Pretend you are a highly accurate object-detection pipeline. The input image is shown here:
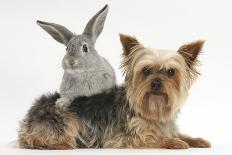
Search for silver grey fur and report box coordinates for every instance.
[37,5,116,108]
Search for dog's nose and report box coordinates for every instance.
[151,78,162,91]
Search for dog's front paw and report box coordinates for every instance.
[187,138,211,148]
[55,97,71,109]
[161,138,189,149]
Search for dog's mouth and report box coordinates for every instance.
[148,91,168,105]
[150,91,166,96]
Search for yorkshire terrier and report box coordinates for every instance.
[18,34,211,149]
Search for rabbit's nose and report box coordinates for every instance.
[66,59,78,67]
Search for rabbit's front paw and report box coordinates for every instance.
[55,97,71,109]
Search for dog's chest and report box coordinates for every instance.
[127,117,175,138]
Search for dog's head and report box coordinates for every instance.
[119,34,204,122]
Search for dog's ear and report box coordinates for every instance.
[178,40,205,67]
[119,33,142,55]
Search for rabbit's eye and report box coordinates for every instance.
[82,44,88,53]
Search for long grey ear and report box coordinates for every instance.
[82,4,109,44]
[37,20,73,46]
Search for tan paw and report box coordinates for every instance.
[162,138,189,149]
[188,138,211,148]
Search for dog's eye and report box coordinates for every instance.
[167,68,175,77]
[143,67,151,76]
[82,44,88,53]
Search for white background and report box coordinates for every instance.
[0,0,232,154]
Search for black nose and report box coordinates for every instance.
[151,78,162,91]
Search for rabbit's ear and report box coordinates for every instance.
[37,20,73,46]
[83,4,109,44]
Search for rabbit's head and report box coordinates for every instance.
[37,5,109,72]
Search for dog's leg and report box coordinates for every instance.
[159,138,189,149]
[177,133,211,148]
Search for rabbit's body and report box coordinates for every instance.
[36,5,116,108]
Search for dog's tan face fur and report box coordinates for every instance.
[120,34,204,122]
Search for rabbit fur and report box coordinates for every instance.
[37,5,116,108]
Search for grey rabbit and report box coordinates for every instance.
[37,5,116,108]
